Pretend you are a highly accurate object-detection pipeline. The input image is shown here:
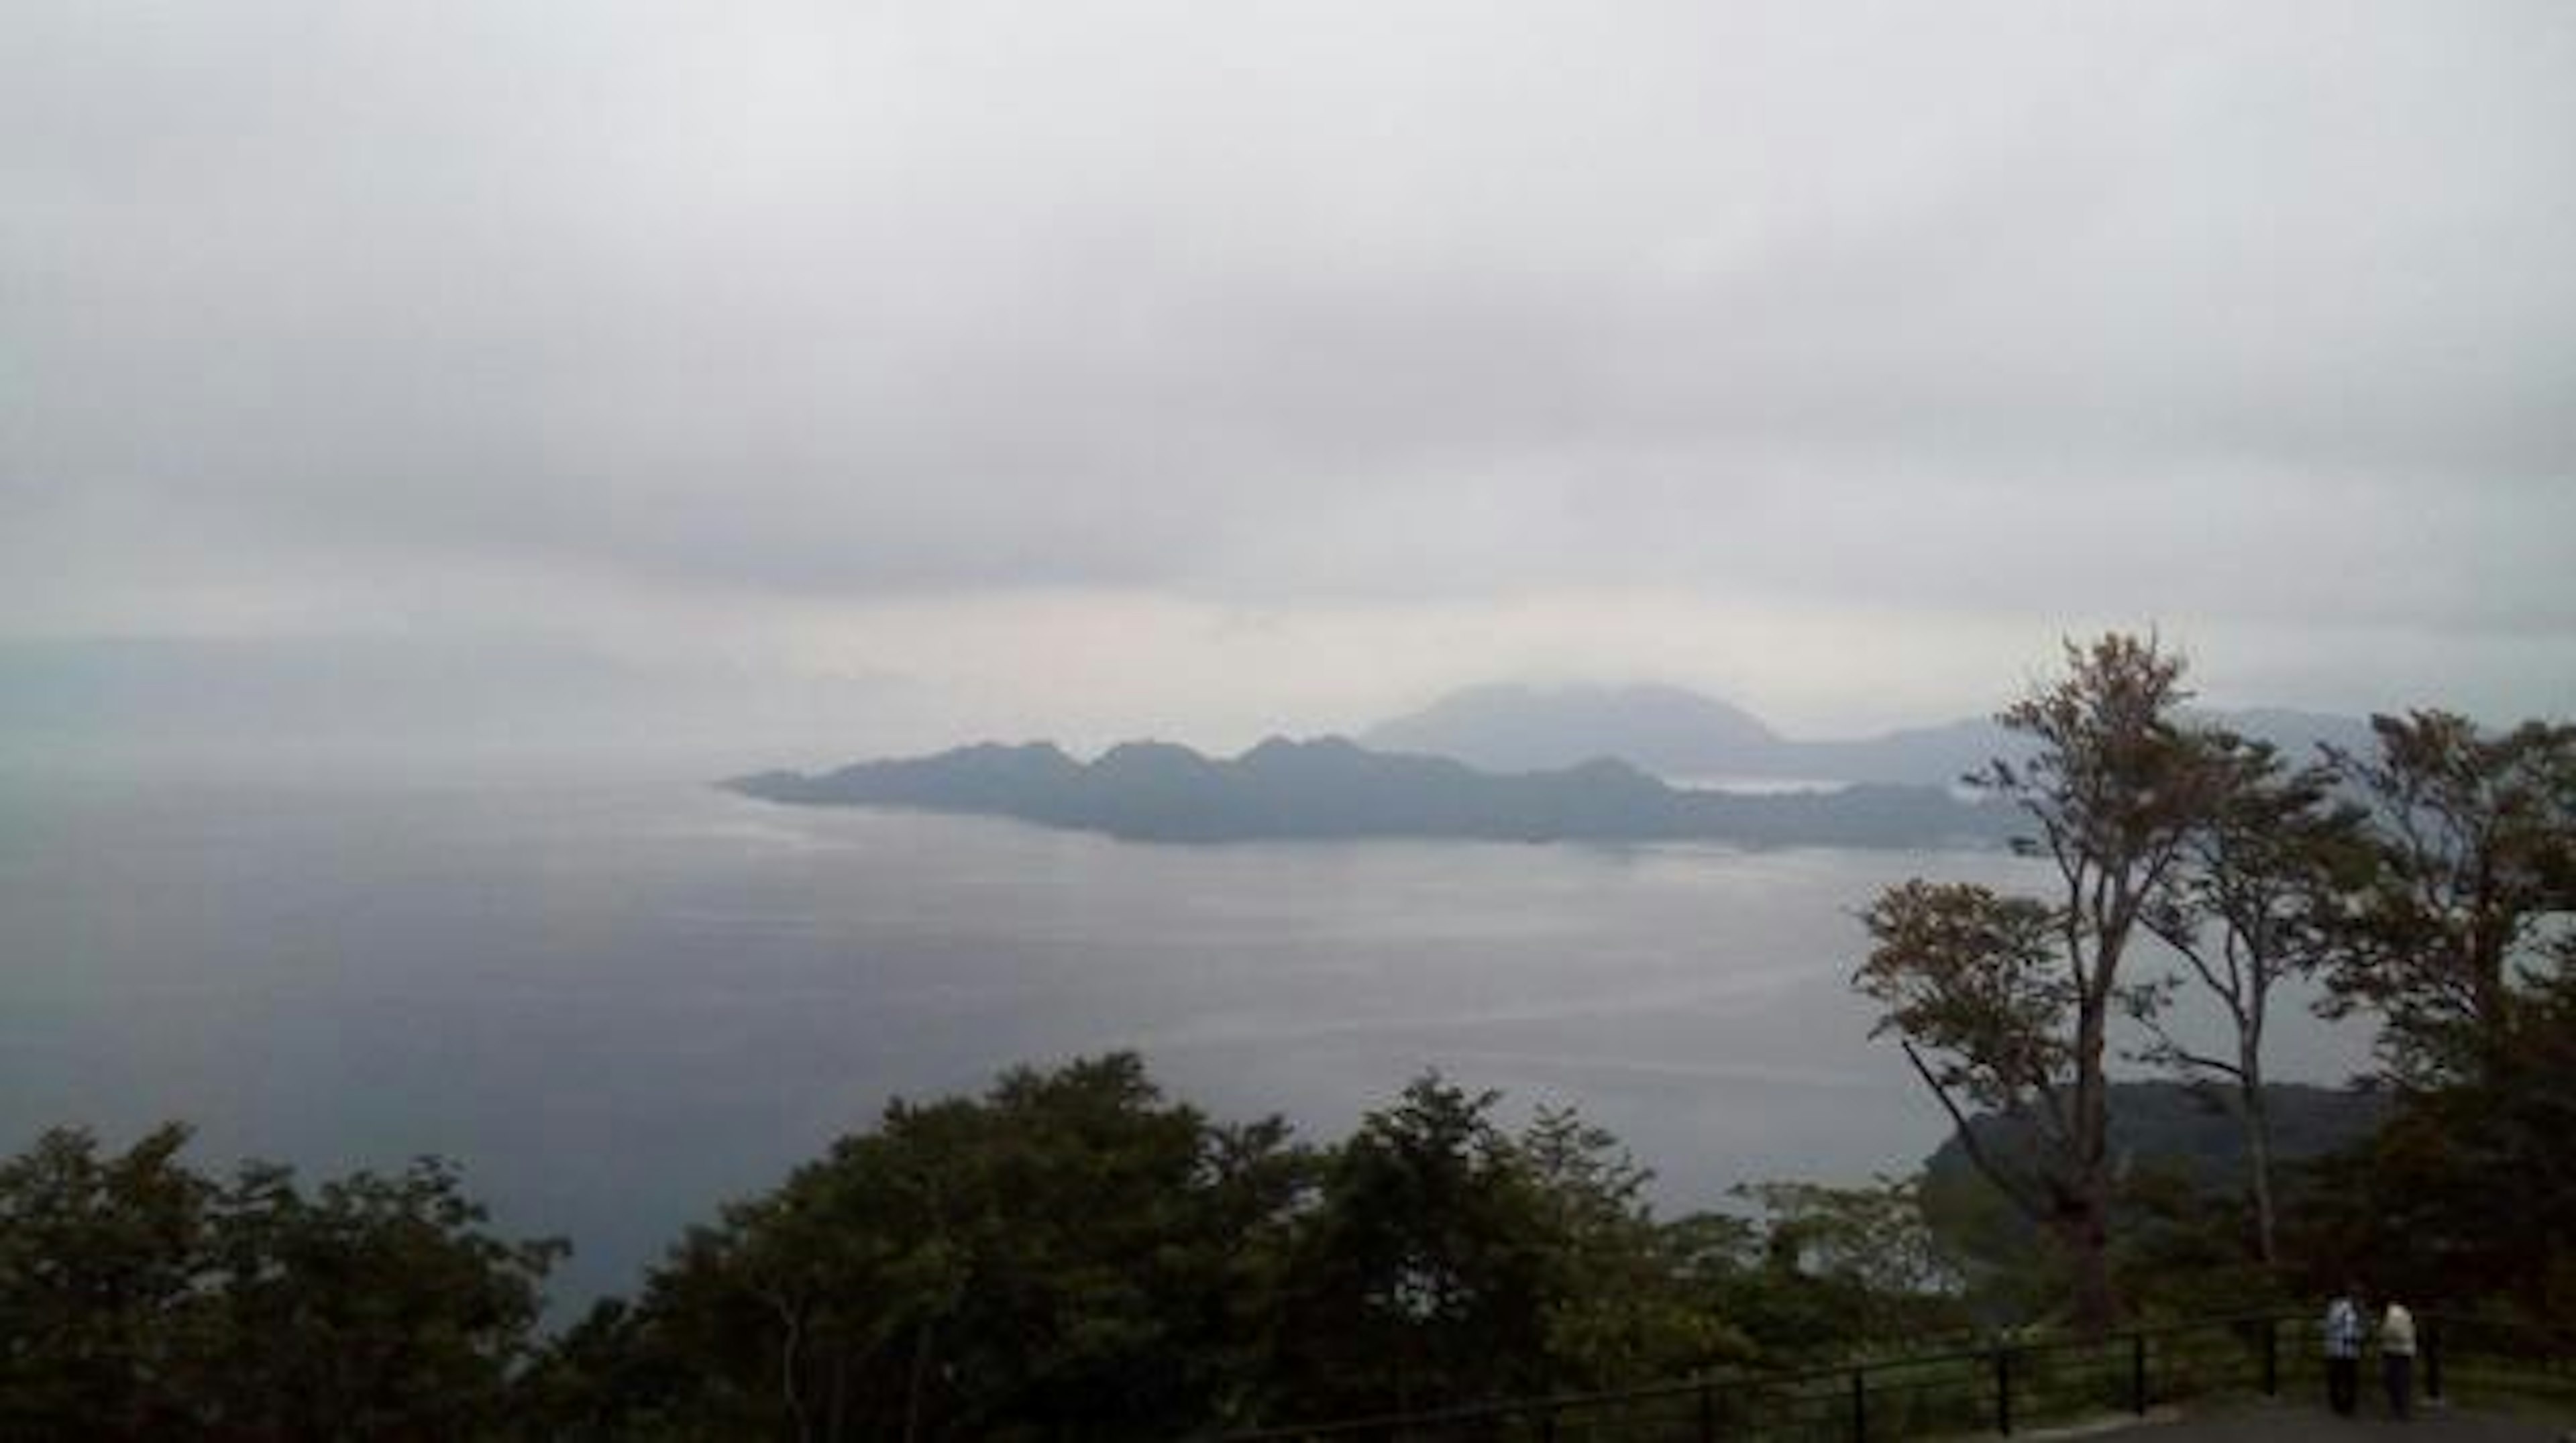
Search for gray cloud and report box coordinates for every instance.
[6,1,2573,739]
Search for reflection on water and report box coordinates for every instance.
[1665,774,1853,796]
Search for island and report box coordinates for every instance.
[724,735,2014,847]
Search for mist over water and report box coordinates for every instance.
[0,766,2372,1312]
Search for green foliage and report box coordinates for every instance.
[1725,1176,1970,1351]
[2288,964,2576,1320]
[508,1297,698,1440]
[1520,1107,1753,1387]
[1856,881,2070,1127]
[2244,712,2576,1328]
[1736,1177,1958,1304]
[2104,1161,2293,1320]
[1860,631,2225,1330]
[1858,641,2569,1344]
[1978,633,2224,881]
[539,1060,1848,1437]
[1888,696,2575,1339]
[1273,1075,1556,1415]
[1917,1154,2073,1324]
[199,1157,565,1438]
[2135,727,2366,1264]
[2141,731,2362,1020]
[1920,1081,2390,1327]
[530,1053,1315,1441]
[1272,1077,1768,1418]
[4,1063,1997,1437]
[0,1124,557,1440]
[0,1124,209,1437]
[2321,710,2576,1089]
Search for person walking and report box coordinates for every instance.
[2381,1301,2418,1420]
[2324,1284,2365,1416]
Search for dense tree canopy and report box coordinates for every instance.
[2259,712,2576,1321]
[534,1053,1312,1441]
[0,1125,558,1441]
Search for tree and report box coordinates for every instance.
[2137,731,2363,1265]
[1518,1106,1746,1388]
[197,1157,564,1438]
[0,1125,209,1436]
[550,1062,1739,1436]
[1855,633,2222,1330]
[555,1053,1314,1442]
[0,1125,557,1440]
[1273,1075,1554,1418]
[2288,953,2576,1318]
[1731,1176,1965,1348]
[2320,711,2576,1088]
[2287,715,2576,1320]
[1271,1077,1770,1421]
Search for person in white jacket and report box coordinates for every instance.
[2381,1301,2418,1420]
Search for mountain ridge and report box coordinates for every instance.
[729,735,2011,848]
[1362,682,2381,784]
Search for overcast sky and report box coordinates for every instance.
[7,1,2573,759]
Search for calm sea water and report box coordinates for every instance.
[0,766,2368,1311]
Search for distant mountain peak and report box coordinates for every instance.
[1363,682,1780,777]
[1238,734,1371,768]
[1360,680,2374,787]
[959,739,1075,763]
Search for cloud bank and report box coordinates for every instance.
[7,1,2572,751]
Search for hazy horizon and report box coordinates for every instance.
[0,637,2512,784]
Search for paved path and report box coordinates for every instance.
[2101,1400,2566,1441]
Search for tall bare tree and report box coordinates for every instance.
[2135,731,2361,1266]
[1856,633,2222,1330]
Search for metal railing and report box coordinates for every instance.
[1220,1310,2573,1441]
[2417,1314,2576,1417]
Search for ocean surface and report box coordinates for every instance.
[0,765,2371,1312]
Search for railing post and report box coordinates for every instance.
[1697,1380,1715,1443]
[1994,1346,2012,1437]
[2262,1318,2278,1397]
[1851,1367,1867,1442]
[2424,1318,2443,1403]
[2132,1332,2148,1414]
[1538,1403,1557,1443]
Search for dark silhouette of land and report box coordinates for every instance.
[727,735,2014,846]
[1926,1081,2389,1197]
